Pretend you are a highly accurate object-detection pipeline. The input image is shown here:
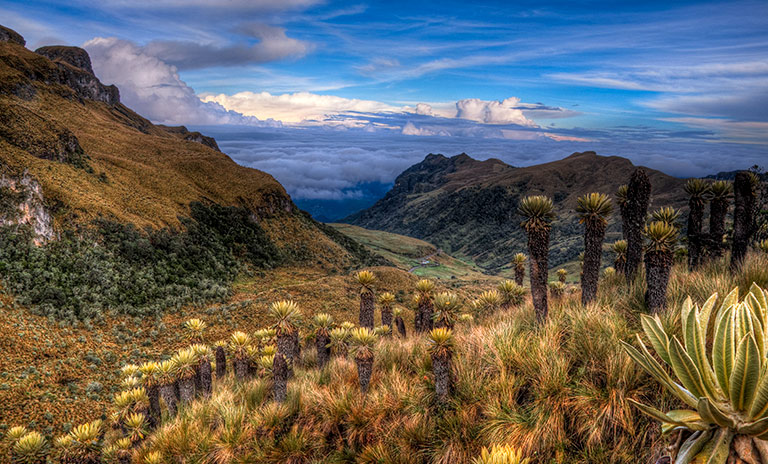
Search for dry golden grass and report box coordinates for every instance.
[0,41,356,268]
[0,264,499,436]
[110,253,768,463]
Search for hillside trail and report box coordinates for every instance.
[408,249,441,273]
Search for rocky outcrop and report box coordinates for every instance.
[0,171,54,244]
[184,131,221,152]
[0,25,25,46]
[35,46,120,104]
[36,46,94,74]
[157,125,222,152]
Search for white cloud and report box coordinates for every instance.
[401,122,449,136]
[204,92,540,129]
[84,37,277,126]
[414,103,434,115]
[82,38,561,137]
[455,97,536,126]
[201,91,402,123]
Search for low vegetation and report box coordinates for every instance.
[0,202,282,322]
[5,252,768,463]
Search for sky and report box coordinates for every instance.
[2,0,767,210]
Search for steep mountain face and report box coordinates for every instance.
[345,151,688,270]
[0,26,378,269]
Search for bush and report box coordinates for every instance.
[0,201,282,321]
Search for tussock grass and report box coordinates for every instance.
[8,253,768,463]
[132,256,768,463]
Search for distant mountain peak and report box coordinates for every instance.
[564,150,598,159]
[424,153,448,161]
[345,151,687,271]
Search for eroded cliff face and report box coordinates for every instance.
[0,171,54,244]
[34,45,120,105]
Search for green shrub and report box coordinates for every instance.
[0,201,282,321]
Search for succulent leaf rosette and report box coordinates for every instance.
[623,284,768,462]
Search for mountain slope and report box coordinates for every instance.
[0,28,378,270]
[345,151,688,270]
[329,223,491,280]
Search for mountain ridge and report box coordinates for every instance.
[345,151,688,270]
[0,26,379,269]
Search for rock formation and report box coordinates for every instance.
[157,125,222,152]
[0,25,25,46]
[34,45,120,104]
[0,171,54,244]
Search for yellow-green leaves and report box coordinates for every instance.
[697,397,734,429]
[473,444,530,464]
[729,334,760,412]
[713,305,736,393]
[624,285,768,463]
[748,371,768,419]
[640,315,671,365]
[668,336,706,400]
[675,430,712,463]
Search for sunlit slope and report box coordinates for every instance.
[329,223,492,280]
[0,37,365,267]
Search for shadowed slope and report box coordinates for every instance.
[346,151,687,270]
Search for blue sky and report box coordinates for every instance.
[2,0,767,203]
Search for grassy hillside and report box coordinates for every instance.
[0,266,410,433]
[329,223,490,280]
[346,152,688,271]
[0,37,370,269]
[4,253,767,463]
[0,33,387,323]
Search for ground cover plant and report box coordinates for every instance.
[0,201,281,322]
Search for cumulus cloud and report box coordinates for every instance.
[143,24,310,70]
[401,122,449,136]
[201,91,402,124]
[414,103,434,116]
[204,92,550,130]
[83,36,575,140]
[84,37,278,126]
[455,98,536,126]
